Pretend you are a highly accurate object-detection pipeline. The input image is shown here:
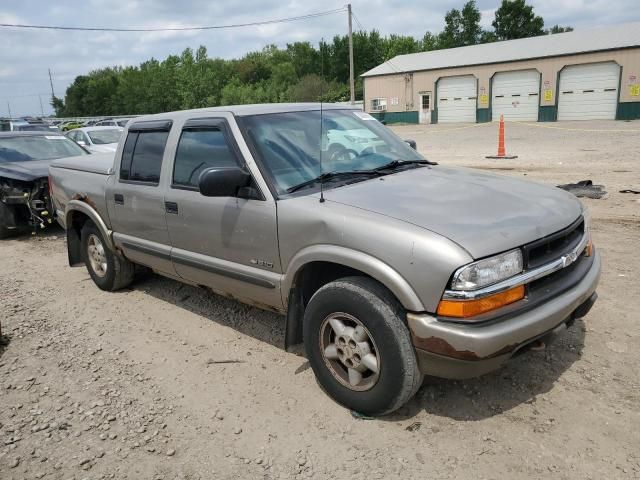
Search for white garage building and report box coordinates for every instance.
[362,22,640,124]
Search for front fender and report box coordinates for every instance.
[282,244,425,312]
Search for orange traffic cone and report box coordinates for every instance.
[486,115,518,159]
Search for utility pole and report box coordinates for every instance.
[39,95,45,117]
[7,101,12,118]
[347,4,355,105]
[48,68,55,99]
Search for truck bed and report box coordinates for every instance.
[49,153,115,228]
[50,153,115,175]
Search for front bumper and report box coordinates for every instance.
[408,250,601,379]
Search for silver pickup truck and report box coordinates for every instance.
[49,104,601,415]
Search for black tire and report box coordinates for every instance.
[0,202,14,239]
[81,221,134,291]
[303,276,423,416]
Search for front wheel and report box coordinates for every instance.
[303,277,423,416]
[81,221,134,291]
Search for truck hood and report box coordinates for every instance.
[322,166,583,259]
[0,159,55,182]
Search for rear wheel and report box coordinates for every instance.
[303,276,423,415]
[81,222,134,291]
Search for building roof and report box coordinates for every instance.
[362,22,640,77]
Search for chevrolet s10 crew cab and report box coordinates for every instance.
[49,104,601,415]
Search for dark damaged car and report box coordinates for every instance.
[0,131,88,238]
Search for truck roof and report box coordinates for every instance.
[130,103,358,123]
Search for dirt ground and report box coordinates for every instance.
[1,119,639,480]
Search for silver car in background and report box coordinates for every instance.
[66,126,123,154]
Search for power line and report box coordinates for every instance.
[351,9,402,74]
[352,11,365,31]
[0,7,346,32]
[1,92,50,100]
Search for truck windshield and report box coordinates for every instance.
[241,109,426,195]
[0,135,88,163]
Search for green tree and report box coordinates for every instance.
[286,42,320,77]
[384,34,421,59]
[479,30,498,43]
[63,75,89,116]
[546,25,573,34]
[288,74,330,102]
[492,0,545,40]
[438,1,482,48]
[50,96,65,117]
[420,32,440,51]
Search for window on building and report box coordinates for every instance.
[120,130,169,184]
[371,98,387,111]
[173,127,239,189]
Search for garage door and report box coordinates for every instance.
[558,62,620,120]
[437,76,476,123]
[492,70,540,121]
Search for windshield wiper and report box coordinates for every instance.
[286,170,379,193]
[374,159,437,171]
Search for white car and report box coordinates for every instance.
[66,127,123,153]
[326,127,387,160]
[94,118,131,128]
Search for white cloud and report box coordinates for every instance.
[0,0,638,116]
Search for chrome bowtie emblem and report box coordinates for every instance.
[561,251,578,268]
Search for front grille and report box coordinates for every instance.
[523,217,585,269]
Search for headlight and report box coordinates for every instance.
[451,249,523,291]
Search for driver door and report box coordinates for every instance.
[164,116,283,311]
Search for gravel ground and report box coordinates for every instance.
[1,119,639,479]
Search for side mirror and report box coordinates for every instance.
[199,167,251,197]
[404,139,417,150]
[77,140,86,146]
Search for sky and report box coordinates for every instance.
[0,0,637,117]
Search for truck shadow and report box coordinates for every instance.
[123,271,587,421]
[128,272,287,349]
[387,320,586,422]
[7,224,65,242]
[0,331,10,361]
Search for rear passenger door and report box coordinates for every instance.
[107,120,175,275]
[164,116,282,310]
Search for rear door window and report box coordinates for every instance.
[172,126,240,189]
[120,130,169,184]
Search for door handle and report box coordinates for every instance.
[114,193,124,205]
[165,201,179,214]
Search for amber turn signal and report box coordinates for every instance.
[585,237,594,257]
[437,285,525,319]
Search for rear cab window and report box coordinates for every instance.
[119,120,171,185]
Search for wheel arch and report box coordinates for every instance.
[283,245,425,350]
[65,200,114,267]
